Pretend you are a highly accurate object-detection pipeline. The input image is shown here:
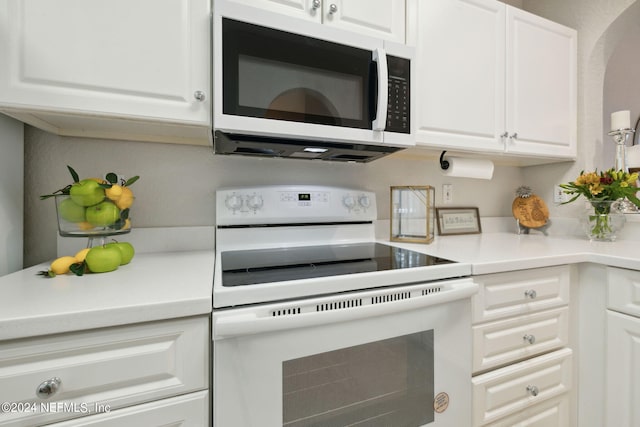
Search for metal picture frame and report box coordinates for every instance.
[436,207,481,235]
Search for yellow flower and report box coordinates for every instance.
[621,182,629,188]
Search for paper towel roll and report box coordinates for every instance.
[441,156,494,180]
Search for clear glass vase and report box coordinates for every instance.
[581,200,626,241]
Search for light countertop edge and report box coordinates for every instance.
[0,250,214,341]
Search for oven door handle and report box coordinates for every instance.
[213,279,478,339]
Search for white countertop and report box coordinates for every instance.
[0,250,214,341]
[4,222,640,342]
[386,231,640,275]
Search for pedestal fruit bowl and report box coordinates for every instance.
[38,166,139,277]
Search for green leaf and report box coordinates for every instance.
[125,176,139,186]
[39,184,73,200]
[105,173,118,184]
[121,208,130,220]
[98,183,113,189]
[37,270,55,278]
[70,262,85,276]
[67,165,80,183]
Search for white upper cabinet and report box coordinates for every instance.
[408,0,576,161]
[0,0,211,145]
[227,0,406,43]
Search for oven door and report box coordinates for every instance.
[212,278,477,426]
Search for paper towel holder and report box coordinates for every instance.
[439,151,450,171]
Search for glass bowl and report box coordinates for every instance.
[54,194,133,237]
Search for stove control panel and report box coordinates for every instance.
[216,185,377,226]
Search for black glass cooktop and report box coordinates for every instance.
[220,242,454,287]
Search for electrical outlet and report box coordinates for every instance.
[554,185,568,203]
[442,184,453,204]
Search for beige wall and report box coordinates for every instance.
[24,128,523,266]
[521,0,640,218]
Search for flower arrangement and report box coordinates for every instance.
[559,169,640,240]
[559,169,640,211]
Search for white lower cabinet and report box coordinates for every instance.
[48,391,209,426]
[605,267,640,427]
[0,316,209,426]
[471,266,572,426]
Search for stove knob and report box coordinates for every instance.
[342,195,356,209]
[358,195,371,208]
[225,194,243,211]
[247,195,264,210]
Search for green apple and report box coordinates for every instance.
[86,201,120,227]
[69,179,105,207]
[106,241,135,265]
[58,197,86,222]
[85,245,122,273]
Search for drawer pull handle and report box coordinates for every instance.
[36,377,62,399]
[526,385,539,397]
[523,334,536,344]
[524,289,537,299]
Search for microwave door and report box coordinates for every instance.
[216,15,384,144]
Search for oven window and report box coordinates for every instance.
[282,330,434,426]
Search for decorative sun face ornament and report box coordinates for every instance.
[512,186,549,229]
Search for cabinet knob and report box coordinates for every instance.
[193,90,206,102]
[524,289,537,299]
[312,0,321,10]
[526,385,539,397]
[510,132,519,140]
[523,334,536,345]
[36,377,62,399]
[329,3,338,14]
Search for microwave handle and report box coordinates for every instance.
[372,47,388,131]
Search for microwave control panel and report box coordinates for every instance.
[386,55,410,134]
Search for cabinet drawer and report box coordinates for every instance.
[484,394,570,427]
[472,348,572,426]
[473,266,570,323]
[473,306,569,373]
[49,390,208,426]
[0,316,209,426]
[607,267,640,318]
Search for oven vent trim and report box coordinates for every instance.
[422,286,443,296]
[371,291,411,304]
[271,307,302,317]
[267,285,447,318]
[316,299,363,312]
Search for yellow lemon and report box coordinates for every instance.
[105,184,123,202]
[74,248,91,263]
[50,256,78,275]
[87,177,106,184]
[77,221,95,231]
[116,187,134,210]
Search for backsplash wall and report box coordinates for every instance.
[24,126,524,266]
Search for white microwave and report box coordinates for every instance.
[212,2,415,162]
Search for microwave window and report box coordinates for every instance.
[282,330,434,426]
[238,55,363,123]
[223,18,373,130]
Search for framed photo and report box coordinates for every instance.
[436,207,481,235]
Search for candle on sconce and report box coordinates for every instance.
[611,110,631,131]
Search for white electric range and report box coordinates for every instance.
[212,185,477,427]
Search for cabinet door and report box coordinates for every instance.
[49,391,208,427]
[606,310,640,427]
[0,0,210,126]
[409,0,505,153]
[472,348,572,426]
[505,7,576,158]
[223,0,321,22]
[323,0,405,43]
